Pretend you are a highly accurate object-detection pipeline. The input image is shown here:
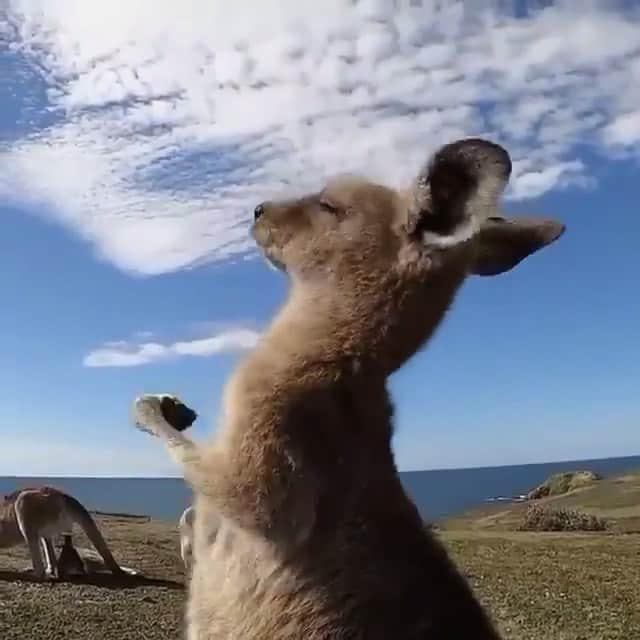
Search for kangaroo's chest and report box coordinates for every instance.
[186,503,402,640]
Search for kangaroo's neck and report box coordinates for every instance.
[249,266,465,378]
[246,284,376,382]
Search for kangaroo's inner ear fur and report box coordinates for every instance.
[408,138,512,241]
[472,216,566,276]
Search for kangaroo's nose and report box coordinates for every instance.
[254,203,265,221]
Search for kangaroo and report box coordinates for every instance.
[132,138,565,639]
[56,534,86,578]
[179,505,196,573]
[0,486,126,580]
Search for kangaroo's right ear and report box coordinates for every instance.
[471,215,565,276]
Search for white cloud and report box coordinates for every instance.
[1,1,640,275]
[84,327,260,367]
[602,110,640,147]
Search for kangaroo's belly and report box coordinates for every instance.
[186,502,500,640]
[185,518,409,640]
[39,516,72,538]
[187,514,295,639]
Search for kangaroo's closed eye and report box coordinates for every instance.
[318,197,341,215]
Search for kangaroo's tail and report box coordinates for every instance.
[63,494,125,576]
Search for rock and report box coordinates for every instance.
[526,470,602,500]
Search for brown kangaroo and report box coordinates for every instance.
[0,486,125,580]
[132,138,565,639]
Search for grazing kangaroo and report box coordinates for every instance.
[0,486,125,580]
[56,534,86,578]
[132,138,565,639]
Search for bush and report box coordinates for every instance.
[518,504,608,532]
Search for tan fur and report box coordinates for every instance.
[133,138,565,639]
[0,487,125,580]
[179,505,196,573]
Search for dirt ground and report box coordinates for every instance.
[1,474,639,639]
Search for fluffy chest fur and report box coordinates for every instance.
[185,376,499,640]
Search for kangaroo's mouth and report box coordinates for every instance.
[259,247,286,273]
[250,218,270,248]
[251,221,286,273]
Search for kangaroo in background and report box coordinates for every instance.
[0,486,126,580]
[179,505,195,573]
[132,138,565,639]
[56,534,86,578]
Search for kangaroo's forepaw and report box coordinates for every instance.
[132,394,197,437]
[131,394,168,438]
[159,395,198,432]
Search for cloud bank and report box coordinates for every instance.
[1,0,639,275]
[84,327,260,367]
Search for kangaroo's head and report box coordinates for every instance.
[251,138,564,373]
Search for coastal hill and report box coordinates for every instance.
[525,469,601,500]
[443,468,640,533]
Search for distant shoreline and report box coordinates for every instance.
[90,509,151,520]
[483,494,527,504]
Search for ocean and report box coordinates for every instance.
[2,454,638,523]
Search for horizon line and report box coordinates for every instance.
[3,452,639,480]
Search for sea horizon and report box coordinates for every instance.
[3,453,639,523]
[5,452,639,480]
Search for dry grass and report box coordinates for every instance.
[0,473,638,639]
[444,531,639,640]
[0,515,185,640]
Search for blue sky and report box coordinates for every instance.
[1,1,639,476]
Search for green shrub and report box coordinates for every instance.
[518,504,608,532]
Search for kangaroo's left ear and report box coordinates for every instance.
[471,216,566,276]
[406,138,512,243]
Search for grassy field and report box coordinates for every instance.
[1,472,638,639]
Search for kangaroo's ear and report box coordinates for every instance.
[407,138,512,244]
[471,216,565,276]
